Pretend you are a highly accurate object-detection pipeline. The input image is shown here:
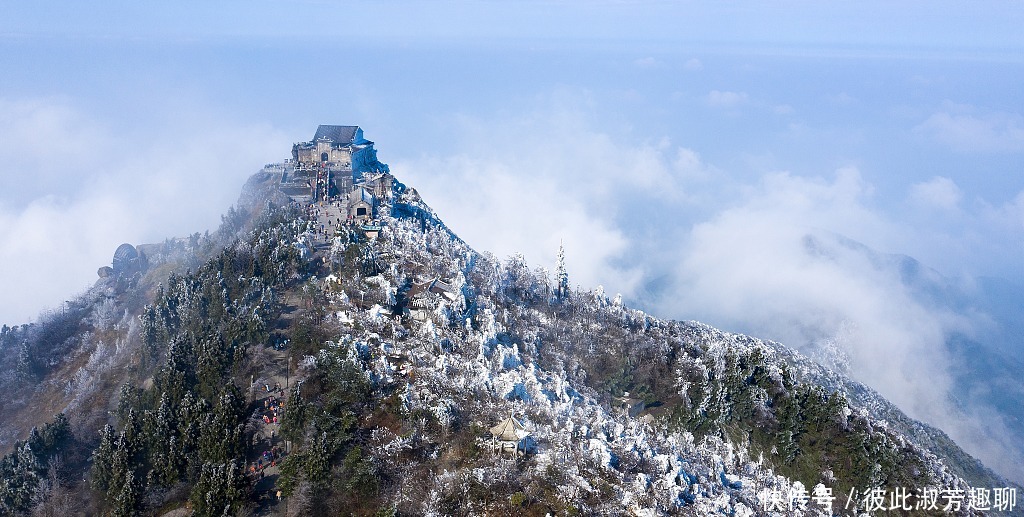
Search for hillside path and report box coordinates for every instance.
[248,290,303,515]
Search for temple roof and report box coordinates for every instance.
[489,414,529,441]
[408,277,459,301]
[313,125,359,144]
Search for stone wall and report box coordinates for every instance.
[294,144,353,166]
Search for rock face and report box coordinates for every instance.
[97,266,113,278]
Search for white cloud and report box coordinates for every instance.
[0,194,138,320]
[826,92,856,105]
[1006,191,1024,230]
[396,153,640,296]
[684,58,703,71]
[909,176,962,211]
[984,190,1024,233]
[672,147,715,183]
[0,97,112,203]
[638,166,1024,483]
[394,105,687,298]
[633,56,659,69]
[706,90,749,108]
[400,113,989,445]
[915,104,1024,153]
[664,170,948,382]
[0,96,290,325]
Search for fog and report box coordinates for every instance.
[397,105,1024,483]
[0,97,289,323]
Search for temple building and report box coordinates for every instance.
[347,187,375,222]
[489,414,531,456]
[291,125,389,180]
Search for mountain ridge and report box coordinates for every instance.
[0,133,1018,515]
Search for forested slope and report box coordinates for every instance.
[0,171,1013,516]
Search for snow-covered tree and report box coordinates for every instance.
[555,241,569,300]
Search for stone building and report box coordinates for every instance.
[291,125,389,180]
[406,277,460,322]
[112,243,146,276]
[362,172,395,201]
[292,125,360,167]
[347,187,375,221]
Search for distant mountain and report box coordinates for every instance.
[797,229,1024,485]
[0,134,1017,516]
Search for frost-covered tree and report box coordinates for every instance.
[0,443,42,513]
[555,242,569,300]
[190,460,249,517]
[90,424,117,494]
[149,392,181,487]
[110,469,139,517]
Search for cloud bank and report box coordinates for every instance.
[0,96,289,325]
[916,103,1024,153]
[396,102,1024,483]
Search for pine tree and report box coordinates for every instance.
[91,424,117,493]
[17,341,37,381]
[304,431,332,489]
[150,392,181,486]
[0,442,42,513]
[198,385,246,464]
[109,410,142,495]
[110,469,139,517]
[555,242,569,300]
[191,461,249,517]
[157,335,194,405]
[139,304,162,368]
[176,390,206,479]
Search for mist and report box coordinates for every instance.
[397,104,1024,484]
[0,96,289,325]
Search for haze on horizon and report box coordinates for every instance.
[3,0,1024,484]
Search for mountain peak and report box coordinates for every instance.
[0,127,1018,516]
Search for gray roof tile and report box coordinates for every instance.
[313,125,359,144]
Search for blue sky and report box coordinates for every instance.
[3,0,1024,481]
